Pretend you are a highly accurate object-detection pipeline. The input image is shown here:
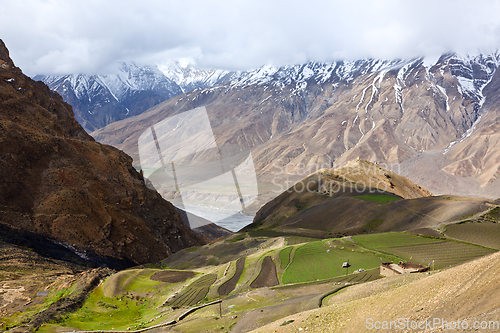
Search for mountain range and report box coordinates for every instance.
[4,35,500,331]
[4,38,500,329]
[34,62,235,132]
[86,52,500,203]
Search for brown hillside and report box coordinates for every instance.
[246,160,491,238]
[0,40,202,266]
[317,159,432,199]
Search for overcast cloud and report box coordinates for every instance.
[1,0,500,75]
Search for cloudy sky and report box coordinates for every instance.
[2,0,500,76]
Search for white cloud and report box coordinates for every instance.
[1,0,500,75]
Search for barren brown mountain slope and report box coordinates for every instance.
[0,40,203,267]
[253,250,500,333]
[246,160,491,238]
[439,66,500,194]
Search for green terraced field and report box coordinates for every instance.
[101,269,164,297]
[168,273,217,307]
[34,229,499,332]
[352,232,443,249]
[384,241,496,269]
[45,269,181,332]
[61,287,159,331]
[444,221,500,250]
[281,240,397,284]
[279,247,292,269]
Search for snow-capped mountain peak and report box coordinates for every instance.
[34,61,234,132]
[159,60,233,92]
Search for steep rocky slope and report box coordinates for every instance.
[0,39,202,267]
[436,66,500,196]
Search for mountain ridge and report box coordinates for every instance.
[34,61,236,132]
[244,159,492,238]
[0,39,203,267]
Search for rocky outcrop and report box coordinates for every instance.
[0,39,203,267]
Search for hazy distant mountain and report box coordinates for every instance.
[34,61,235,132]
[92,52,500,201]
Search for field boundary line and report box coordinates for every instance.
[281,246,298,272]
[318,284,354,307]
[214,261,234,286]
[285,243,303,272]
[347,241,406,262]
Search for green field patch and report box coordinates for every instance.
[445,221,500,250]
[167,273,217,307]
[353,232,443,249]
[281,240,397,284]
[101,269,164,297]
[279,247,293,270]
[34,266,206,332]
[122,269,165,293]
[352,194,401,204]
[384,241,496,269]
[50,284,160,331]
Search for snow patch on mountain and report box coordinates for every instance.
[159,61,233,92]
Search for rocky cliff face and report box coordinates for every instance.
[0,40,203,267]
